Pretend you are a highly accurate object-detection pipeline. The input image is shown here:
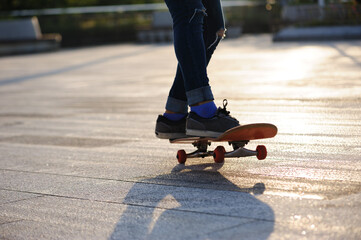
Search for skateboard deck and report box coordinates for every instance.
[170,123,277,164]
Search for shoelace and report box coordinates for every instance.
[216,99,239,123]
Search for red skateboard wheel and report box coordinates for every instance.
[213,146,225,163]
[177,150,187,164]
[256,145,267,160]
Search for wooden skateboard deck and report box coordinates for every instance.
[170,123,277,164]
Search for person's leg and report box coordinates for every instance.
[166,0,225,116]
[165,64,188,115]
[156,0,239,139]
[164,0,213,111]
[202,0,226,64]
[188,0,227,118]
[186,1,240,137]
[156,0,209,139]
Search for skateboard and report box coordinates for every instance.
[170,123,277,164]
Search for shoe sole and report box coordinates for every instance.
[155,131,188,139]
[186,129,222,138]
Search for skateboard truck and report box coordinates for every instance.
[176,141,267,164]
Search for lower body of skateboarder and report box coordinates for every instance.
[155,0,239,139]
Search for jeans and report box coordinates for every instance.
[164,0,226,114]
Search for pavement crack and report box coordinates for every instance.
[0,195,44,206]
[0,168,268,194]
[203,219,261,236]
[0,219,24,227]
[0,187,273,223]
[120,201,274,223]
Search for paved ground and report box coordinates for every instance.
[0,35,360,240]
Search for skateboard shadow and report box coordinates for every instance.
[109,163,274,240]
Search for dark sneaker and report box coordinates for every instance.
[186,100,240,138]
[155,115,187,139]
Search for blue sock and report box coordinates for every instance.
[191,101,217,118]
[163,113,186,121]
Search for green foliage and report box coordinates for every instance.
[0,1,282,47]
[225,5,282,33]
[0,0,163,11]
[287,0,317,5]
[38,11,152,46]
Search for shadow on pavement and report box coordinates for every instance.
[109,163,274,240]
[0,47,153,86]
[330,43,361,67]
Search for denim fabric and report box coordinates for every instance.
[165,0,225,113]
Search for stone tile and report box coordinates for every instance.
[0,35,360,239]
[0,196,254,240]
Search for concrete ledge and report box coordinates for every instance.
[0,35,62,55]
[273,25,361,42]
[0,17,61,56]
[137,29,173,43]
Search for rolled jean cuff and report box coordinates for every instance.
[186,86,214,106]
[165,97,188,114]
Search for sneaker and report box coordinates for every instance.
[155,115,187,139]
[186,100,239,138]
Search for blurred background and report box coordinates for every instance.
[0,0,360,48]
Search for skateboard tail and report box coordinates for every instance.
[217,123,278,142]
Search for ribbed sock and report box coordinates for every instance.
[191,101,217,118]
[163,113,187,121]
